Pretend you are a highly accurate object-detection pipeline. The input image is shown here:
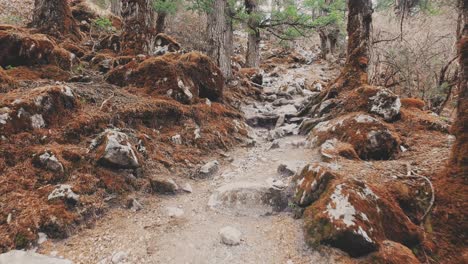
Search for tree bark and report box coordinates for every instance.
[207,0,232,80]
[156,12,167,34]
[121,0,157,55]
[110,0,122,16]
[30,0,82,40]
[245,0,260,68]
[325,0,372,92]
[449,0,468,178]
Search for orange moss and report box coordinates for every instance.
[106,52,224,104]
[401,98,425,110]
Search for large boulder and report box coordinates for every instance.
[90,129,140,169]
[303,179,422,257]
[309,112,400,160]
[0,26,75,70]
[106,52,224,104]
[0,85,78,135]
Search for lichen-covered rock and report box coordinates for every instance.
[91,129,140,169]
[0,85,78,135]
[106,52,224,104]
[309,112,400,160]
[303,179,422,257]
[48,184,80,206]
[369,88,401,122]
[293,164,338,207]
[320,138,360,160]
[363,240,420,264]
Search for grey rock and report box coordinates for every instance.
[150,178,179,194]
[0,250,73,264]
[277,164,296,177]
[269,141,280,150]
[219,226,241,246]
[48,184,79,205]
[171,134,182,145]
[38,152,64,173]
[165,206,184,218]
[127,198,143,211]
[92,129,140,169]
[182,183,193,193]
[192,160,219,179]
[111,251,127,264]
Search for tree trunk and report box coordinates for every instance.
[110,0,122,16]
[328,29,338,55]
[156,12,167,34]
[207,0,232,80]
[121,0,157,55]
[245,0,260,68]
[327,0,372,92]
[30,0,81,40]
[318,30,329,60]
[449,0,468,178]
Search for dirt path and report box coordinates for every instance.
[37,61,346,264]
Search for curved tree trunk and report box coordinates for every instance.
[110,0,122,16]
[450,0,468,177]
[245,0,260,68]
[30,0,82,40]
[121,0,157,55]
[207,0,232,80]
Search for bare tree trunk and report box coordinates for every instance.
[110,0,122,16]
[207,0,232,80]
[245,0,260,68]
[30,0,81,40]
[156,12,167,34]
[318,30,329,60]
[328,29,338,55]
[121,0,157,55]
[449,0,468,178]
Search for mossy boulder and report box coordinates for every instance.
[309,112,400,160]
[303,179,422,257]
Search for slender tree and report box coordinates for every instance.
[121,0,157,55]
[207,0,233,80]
[245,0,261,68]
[30,0,82,40]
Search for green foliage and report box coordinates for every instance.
[152,0,182,14]
[92,17,114,33]
[5,65,14,70]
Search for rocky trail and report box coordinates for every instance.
[16,60,346,264]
